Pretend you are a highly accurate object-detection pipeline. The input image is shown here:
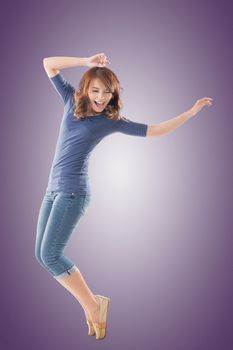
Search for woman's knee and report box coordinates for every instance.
[40,247,60,270]
[35,242,51,269]
[35,248,56,275]
[35,247,46,268]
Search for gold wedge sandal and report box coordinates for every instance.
[92,294,111,340]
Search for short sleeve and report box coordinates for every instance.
[114,117,148,137]
[49,73,75,105]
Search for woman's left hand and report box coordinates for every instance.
[86,53,111,68]
[190,97,213,116]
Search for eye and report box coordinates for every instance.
[92,90,112,93]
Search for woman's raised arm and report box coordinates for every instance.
[146,97,213,137]
[43,56,88,78]
[42,53,111,78]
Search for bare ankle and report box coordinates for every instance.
[89,300,100,323]
[89,296,99,312]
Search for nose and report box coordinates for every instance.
[97,95,105,102]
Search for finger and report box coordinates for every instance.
[101,55,107,61]
[101,58,110,66]
[94,53,104,59]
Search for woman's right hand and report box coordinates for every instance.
[190,97,213,116]
[85,53,111,68]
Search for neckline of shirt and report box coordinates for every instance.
[86,114,105,118]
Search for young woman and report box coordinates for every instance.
[35,53,213,340]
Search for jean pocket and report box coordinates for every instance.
[59,192,78,199]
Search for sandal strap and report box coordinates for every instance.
[93,321,106,329]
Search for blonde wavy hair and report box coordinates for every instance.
[73,66,127,122]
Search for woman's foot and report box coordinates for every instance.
[84,308,96,336]
[91,295,111,340]
[84,296,100,336]
[89,296,101,324]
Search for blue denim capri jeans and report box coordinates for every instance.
[35,190,91,279]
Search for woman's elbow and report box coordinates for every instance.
[146,125,160,137]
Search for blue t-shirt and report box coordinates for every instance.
[46,72,148,195]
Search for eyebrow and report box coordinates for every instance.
[92,87,110,90]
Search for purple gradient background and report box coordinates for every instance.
[1,0,232,349]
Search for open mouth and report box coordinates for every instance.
[94,101,105,108]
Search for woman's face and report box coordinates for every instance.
[87,78,113,114]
